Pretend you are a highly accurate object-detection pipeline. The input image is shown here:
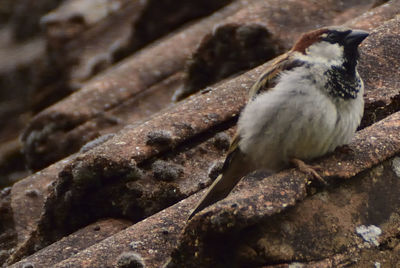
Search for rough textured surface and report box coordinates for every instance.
[2,0,400,267]
[48,195,197,268]
[21,0,247,171]
[358,15,400,128]
[10,109,399,267]
[12,219,132,268]
[12,127,236,262]
[11,156,75,246]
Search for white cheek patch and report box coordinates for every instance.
[303,41,344,66]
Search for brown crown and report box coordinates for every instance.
[291,28,329,54]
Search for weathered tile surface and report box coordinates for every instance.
[2,1,400,267]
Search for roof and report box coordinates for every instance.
[1,0,400,267]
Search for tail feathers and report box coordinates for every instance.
[188,155,248,220]
[188,141,251,220]
[188,174,232,220]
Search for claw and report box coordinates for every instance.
[290,158,326,185]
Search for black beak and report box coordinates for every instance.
[344,30,369,47]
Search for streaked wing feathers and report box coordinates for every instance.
[248,53,304,99]
[220,133,241,174]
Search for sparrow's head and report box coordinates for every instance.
[292,27,369,73]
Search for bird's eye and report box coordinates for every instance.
[325,32,338,42]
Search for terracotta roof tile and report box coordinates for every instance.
[2,0,400,267]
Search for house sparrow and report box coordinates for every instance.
[188,27,369,220]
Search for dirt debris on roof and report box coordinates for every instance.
[1,0,400,267]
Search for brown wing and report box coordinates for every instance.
[248,53,305,100]
[220,133,241,173]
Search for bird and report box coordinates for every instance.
[188,27,369,220]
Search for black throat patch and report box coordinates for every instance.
[324,66,361,99]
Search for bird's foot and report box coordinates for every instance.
[290,158,326,185]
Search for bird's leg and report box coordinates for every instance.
[290,158,326,185]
